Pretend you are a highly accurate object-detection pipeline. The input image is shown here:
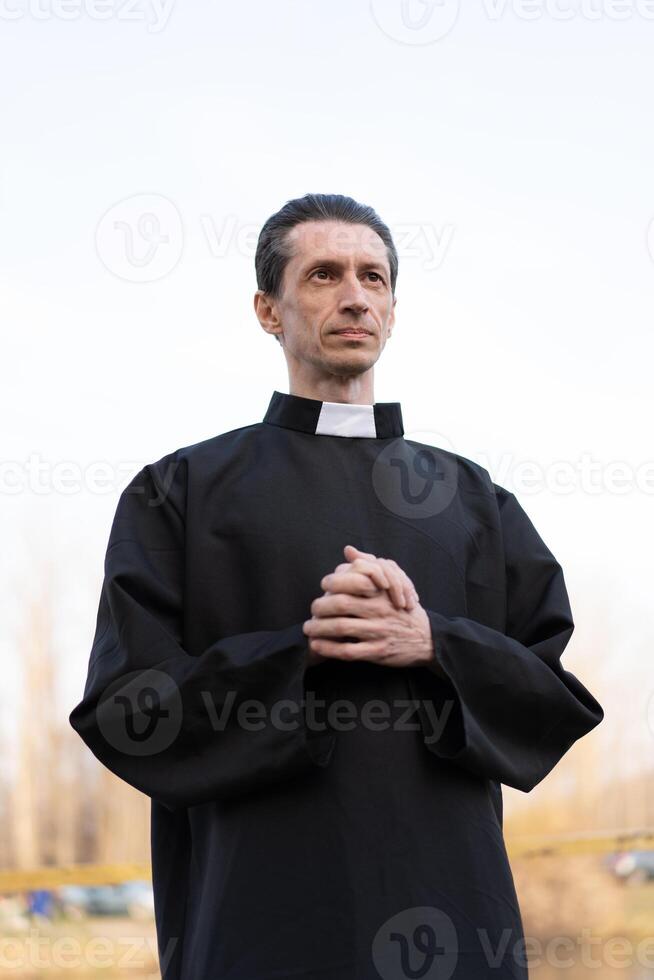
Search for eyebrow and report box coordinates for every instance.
[301,257,388,274]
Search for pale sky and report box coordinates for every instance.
[2,0,653,790]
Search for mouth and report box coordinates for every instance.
[331,329,372,338]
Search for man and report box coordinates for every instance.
[69,192,604,979]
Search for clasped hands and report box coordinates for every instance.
[302,544,438,671]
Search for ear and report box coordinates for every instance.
[387,295,397,337]
[254,290,283,344]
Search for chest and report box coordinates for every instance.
[184,437,506,643]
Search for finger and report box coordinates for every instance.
[308,636,385,662]
[303,616,383,641]
[333,561,380,578]
[347,557,391,590]
[378,557,419,610]
[345,549,418,610]
[320,571,381,598]
[343,548,420,610]
[333,560,386,582]
[362,556,405,609]
[310,591,386,619]
[344,544,377,562]
[322,563,388,593]
[343,548,390,587]
[331,563,408,609]
[381,559,406,608]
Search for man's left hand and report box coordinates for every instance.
[302,545,435,669]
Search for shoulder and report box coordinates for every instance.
[403,439,549,558]
[160,421,264,465]
[120,423,266,510]
[403,435,512,507]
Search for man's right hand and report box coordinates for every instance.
[305,545,419,667]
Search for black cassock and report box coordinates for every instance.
[69,390,604,980]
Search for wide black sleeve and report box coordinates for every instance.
[407,488,604,792]
[68,462,335,812]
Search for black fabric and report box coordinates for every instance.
[69,391,604,980]
[262,388,404,438]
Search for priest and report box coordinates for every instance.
[69,192,604,980]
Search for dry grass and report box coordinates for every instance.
[513,855,628,938]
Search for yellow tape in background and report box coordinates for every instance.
[1,830,653,892]
[507,828,654,859]
[0,863,152,892]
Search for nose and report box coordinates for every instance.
[337,272,370,316]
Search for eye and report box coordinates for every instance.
[311,269,331,280]
[366,271,384,283]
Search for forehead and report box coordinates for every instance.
[285,220,389,268]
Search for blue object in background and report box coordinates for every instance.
[27,889,54,917]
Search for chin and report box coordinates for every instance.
[324,353,377,375]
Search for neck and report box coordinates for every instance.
[286,367,375,406]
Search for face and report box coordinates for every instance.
[254,220,396,381]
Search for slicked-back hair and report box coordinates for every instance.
[255,193,398,300]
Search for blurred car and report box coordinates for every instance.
[123,880,155,919]
[604,850,654,885]
[57,884,89,918]
[58,880,154,917]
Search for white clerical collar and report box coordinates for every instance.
[315,400,376,438]
[262,390,404,439]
